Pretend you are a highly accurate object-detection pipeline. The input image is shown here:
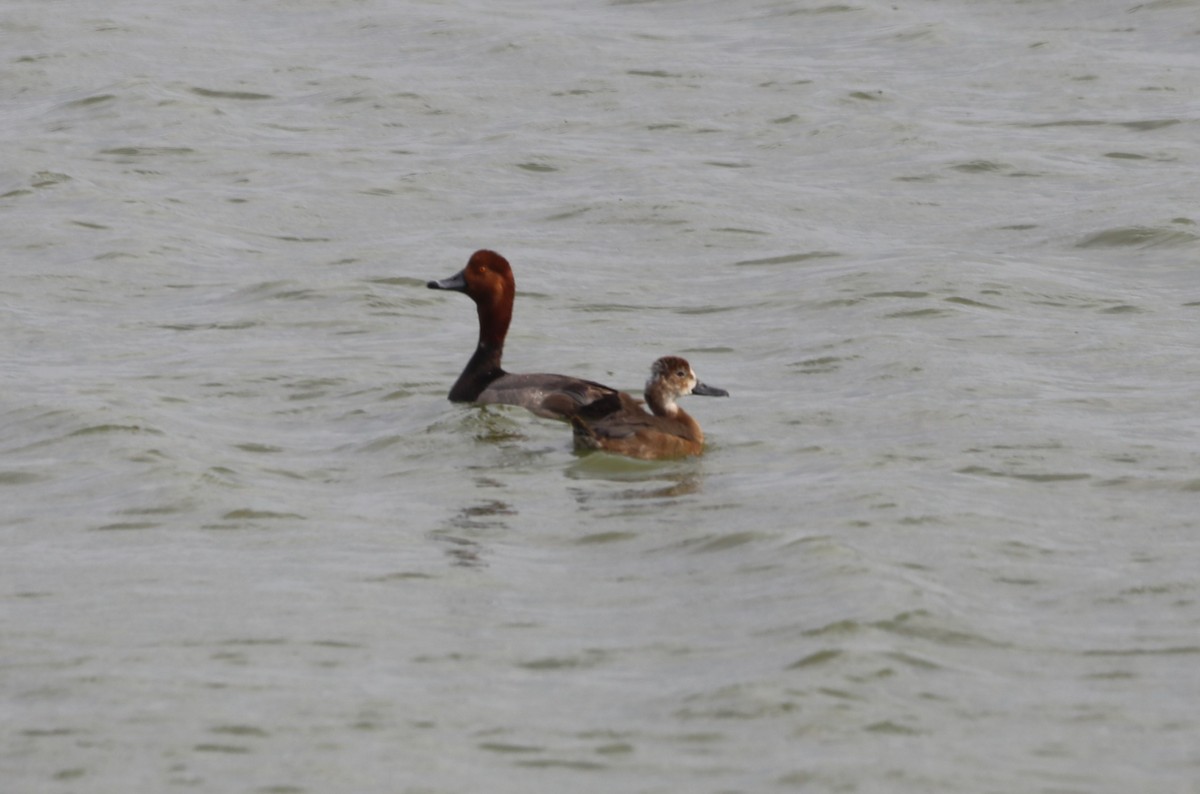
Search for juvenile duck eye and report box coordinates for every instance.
[676,369,686,377]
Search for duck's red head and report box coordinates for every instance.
[428,249,515,347]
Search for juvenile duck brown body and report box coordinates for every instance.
[571,356,728,460]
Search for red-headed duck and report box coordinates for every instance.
[570,355,728,460]
[427,250,621,420]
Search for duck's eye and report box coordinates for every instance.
[676,370,686,378]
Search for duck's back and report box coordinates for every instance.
[480,372,621,420]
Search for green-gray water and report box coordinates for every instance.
[4,1,1199,791]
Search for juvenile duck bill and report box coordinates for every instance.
[692,381,729,397]
[427,269,467,291]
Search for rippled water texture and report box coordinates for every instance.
[3,0,1200,791]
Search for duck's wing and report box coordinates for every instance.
[572,389,640,419]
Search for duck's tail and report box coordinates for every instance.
[570,415,601,450]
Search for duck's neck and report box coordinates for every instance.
[448,291,512,402]
[449,345,504,402]
[476,287,512,350]
[645,388,679,418]
[645,387,703,443]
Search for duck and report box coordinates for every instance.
[427,250,621,420]
[570,355,728,460]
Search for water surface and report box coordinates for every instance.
[4,0,1200,791]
